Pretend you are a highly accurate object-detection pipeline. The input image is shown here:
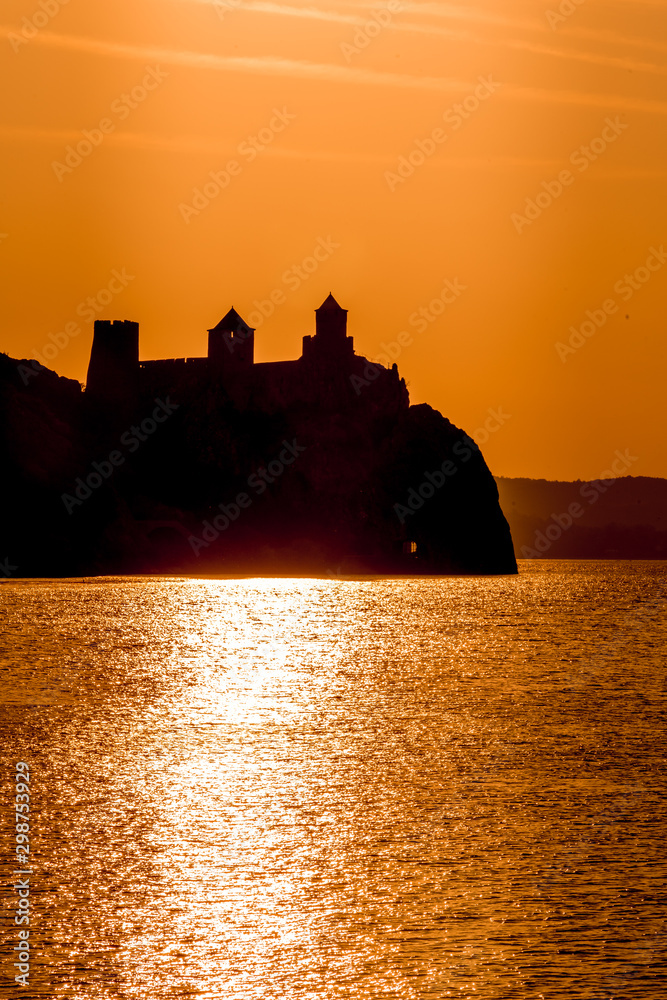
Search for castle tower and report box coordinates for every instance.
[315,293,348,340]
[86,319,139,408]
[303,294,354,363]
[208,308,255,368]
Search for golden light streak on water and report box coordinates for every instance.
[0,562,666,997]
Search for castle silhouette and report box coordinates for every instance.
[2,293,518,575]
[86,294,408,412]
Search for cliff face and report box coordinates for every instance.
[0,352,517,576]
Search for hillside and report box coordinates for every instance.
[496,475,667,559]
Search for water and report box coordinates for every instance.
[1,561,666,998]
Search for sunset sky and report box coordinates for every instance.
[2,0,666,480]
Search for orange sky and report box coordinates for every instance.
[2,0,666,480]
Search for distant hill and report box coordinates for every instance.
[496,476,667,559]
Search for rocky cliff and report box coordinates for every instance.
[1,352,517,576]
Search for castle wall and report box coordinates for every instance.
[302,334,354,363]
[138,357,208,398]
[85,300,409,417]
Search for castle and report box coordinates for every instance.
[85,294,408,413]
[3,295,519,576]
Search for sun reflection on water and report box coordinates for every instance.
[0,565,666,997]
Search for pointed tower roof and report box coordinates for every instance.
[208,307,254,334]
[316,293,347,313]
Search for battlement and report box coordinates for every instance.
[84,295,403,414]
[139,358,207,368]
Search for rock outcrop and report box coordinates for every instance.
[1,331,517,576]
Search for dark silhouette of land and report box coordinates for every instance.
[497,475,667,559]
[1,296,517,577]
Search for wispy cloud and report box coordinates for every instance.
[194,0,667,60]
[491,36,667,77]
[2,26,667,116]
[5,124,663,179]
[0,26,470,92]
[185,0,667,76]
[198,0,541,33]
[336,0,667,36]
